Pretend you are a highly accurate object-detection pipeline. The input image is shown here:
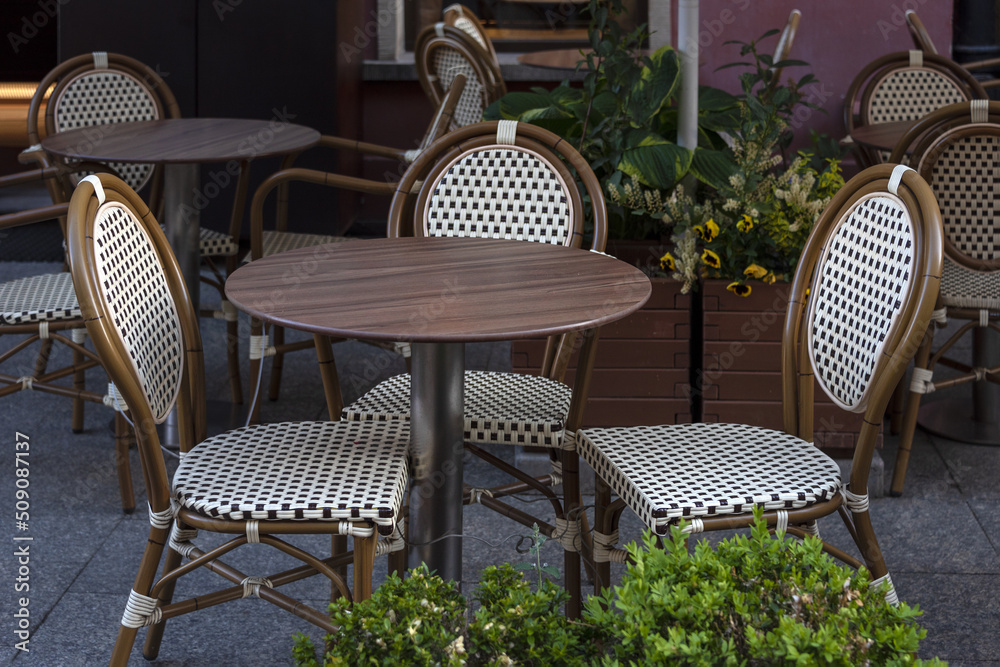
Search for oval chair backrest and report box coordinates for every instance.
[416,121,576,245]
[806,188,917,412]
[865,54,969,126]
[91,197,183,422]
[51,64,161,191]
[444,3,492,53]
[913,104,1000,269]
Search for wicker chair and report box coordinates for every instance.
[844,50,986,167]
[888,100,1000,495]
[0,166,136,512]
[21,52,245,403]
[577,164,943,603]
[906,10,1000,90]
[66,173,410,665]
[342,120,608,616]
[415,21,506,132]
[242,75,469,423]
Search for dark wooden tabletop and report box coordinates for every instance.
[225,237,652,343]
[849,119,918,151]
[41,118,320,163]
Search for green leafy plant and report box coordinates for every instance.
[513,522,561,587]
[484,0,739,240]
[586,509,944,665]
[659,30,844,295]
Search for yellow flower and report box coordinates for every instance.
[694,218,719,242]
[737,214,754,233]
[727,281,752,297]
[744,264,768,279]
[763,272,777,285]
[701,248,721,269]
[660,252,676,272]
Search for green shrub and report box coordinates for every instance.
[586,511,944,666]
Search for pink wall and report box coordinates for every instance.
[682,1,953,165]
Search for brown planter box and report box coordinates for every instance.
[695,280,877,457]
[511,275,693,428]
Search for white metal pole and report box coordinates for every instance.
[677,0,699,152]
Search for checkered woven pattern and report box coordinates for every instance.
[923,131,1000,262]
[241,230,354,263]
[453,16,488,50]
[0,272,81,324]
[156,225,238,257]
[93,202,183,422]
[867,68,967,124]
[425,148,572,244]
[53,70,160,191]
[343,371,573,448]
[432,46,487,129]
[577,423,842,534]
[172,420,409,526]
[807,193,914,410]
[940,258,1000,309]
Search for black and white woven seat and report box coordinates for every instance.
[24,52,245,404]
[578,423,841,533]
[0,272,80,324]
[844,50,986,167]
[67,174,412,665]
[888,101,1000,495]
[582,165,943,607]
[345,371,573,448]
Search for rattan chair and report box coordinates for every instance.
[577,164,943,604]
[0,165,136,512]
[66,173,410,665]
[22,52,245,403]
[242,76,469,423]
[415,21,506,132]
[844,50,986,167]
[887,100,1000,495]
[342,120,608,615]
[906,10,1000,90]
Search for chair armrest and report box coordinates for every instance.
[248,167,396,261]
[0,202,68,231]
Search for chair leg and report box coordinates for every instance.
[268,326,286,401]
[226,313,243,405]
[331,534,348,601]
[846,507,896,603]
[352,532,379,603]
[248,318,266,424]
[561,448,582,619]
[113,414,135,514]
[890,327,935,496]
[33,337,53,377]
[71,344,85,433]
[141,534,186,660]
[388,516,408,578]
[593,475,612,597]
[110,524,170,666]
[887,376,906,435]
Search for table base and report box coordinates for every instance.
[919,399,1000,446]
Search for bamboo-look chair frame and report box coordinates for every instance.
[415,23,506,132]
[888,101,1000,495]
[342,120,609,617]
[443,3,501,72]
[67,174,410,665]
[0,165,135,512]
[23,51,247,404]
[768,8,801,91]
[843,50,987,168]
[906,10,1000,90]
[582,164,943,605]
[243,75,469,425]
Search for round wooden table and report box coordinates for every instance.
[849,119,918,152]
[225,236,652,581]
[41,118,320,305]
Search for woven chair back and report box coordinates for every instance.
[415,24,504,131]
[28,53,180,201]
[786,165,942,432]
[443,3,500,70]
[895,101,1000,272]
[389,121,606,252]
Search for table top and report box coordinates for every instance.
[849,119,918,152]
[225,236,652,343]
[40,118,320,164]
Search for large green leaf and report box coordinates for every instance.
[636,46,680,118]
[689,147,738,190]
[698,85,738,112]
[618,133,692,190]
